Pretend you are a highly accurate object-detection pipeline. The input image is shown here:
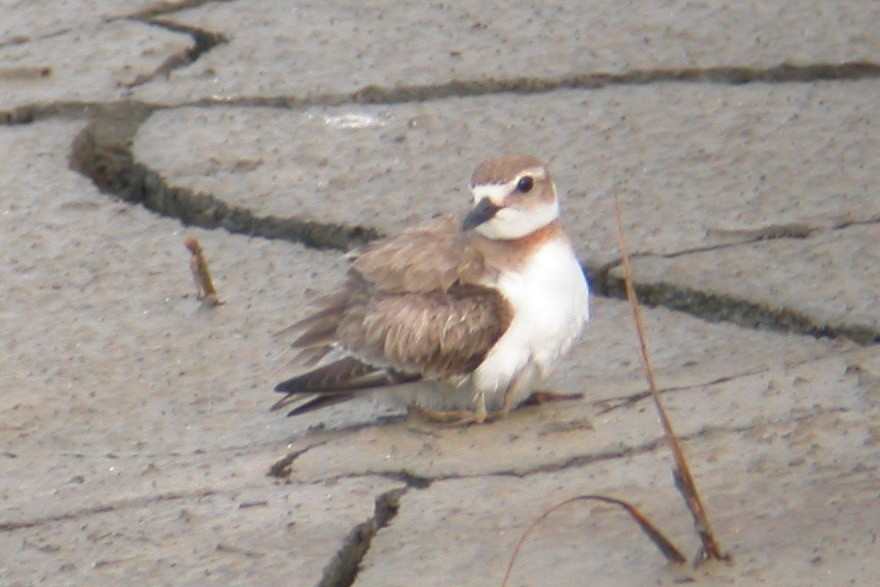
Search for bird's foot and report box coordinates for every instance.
[408,404,475,424]
[408,401,508,426]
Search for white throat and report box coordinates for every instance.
[474,198,559,240]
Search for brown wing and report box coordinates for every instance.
[349,215,487,293]
[338,284,512,380]
[272,216,512,415]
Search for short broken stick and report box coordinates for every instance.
[185,237,222,306]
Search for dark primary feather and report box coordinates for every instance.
[271,357,420,416]
[274,357,417,394]
[273,393,354,417]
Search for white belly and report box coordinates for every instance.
[472,238,589,407]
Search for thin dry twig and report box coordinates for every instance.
[612,194,725,562]
[0,66,52,80]
[185,237,222,307]
[501,494,686,587]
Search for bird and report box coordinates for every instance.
[271,154,589,424]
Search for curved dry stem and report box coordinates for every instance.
[501,494,686,587]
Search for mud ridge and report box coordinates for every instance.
[0,489,217,532]
[317,487,407,587]
[0,102,110,125]
[267,441,331,480]
[598,273,880,346]
[128,0,222,20]
[66,104,880,344]
[0,28,74,49]
[68,105,379,250]
[124,18,228,87]
[3,62,879,125]
[297,405,850,487]
[346,61,880,104]
[183,61,880,110]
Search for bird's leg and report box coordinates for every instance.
[407,392,489,426]
[499,380,521,419]
[408,404,473,423]
[448,392,509,425]
[473,391,488,424]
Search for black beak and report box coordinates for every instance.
[461,198,501,231]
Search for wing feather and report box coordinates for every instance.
[273,215,512,414]
[343,285,510,380]
[350,215,486,293]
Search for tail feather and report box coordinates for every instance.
[271,391,355,416]
[272,356,419,416]
[274,357,381,393]
[272,290,349,340]
[290,324,340,350]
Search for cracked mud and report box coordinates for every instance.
[2,1,879,586]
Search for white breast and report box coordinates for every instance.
[472,238,589,403]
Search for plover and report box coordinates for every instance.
[272,155,589,424]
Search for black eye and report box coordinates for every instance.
[516,176,534,193]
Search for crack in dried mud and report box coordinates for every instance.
[124,18,228,88]
[57,102,880,347]
[277,405,849,491]
[591,367,771,415]
[6,61,878,122]
[267,440,332,480]
[2,61,879,123]
[3,14,878,586]
[127,0,221,20]
[67,105,380,250]
[0,489,217,532]
[181,61,880,109]
[317,487,407,587]
[599,274,880,346]
[2,56,878,359]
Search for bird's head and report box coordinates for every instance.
[462,155,559,240]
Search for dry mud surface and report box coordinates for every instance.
[1,2,879,586]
